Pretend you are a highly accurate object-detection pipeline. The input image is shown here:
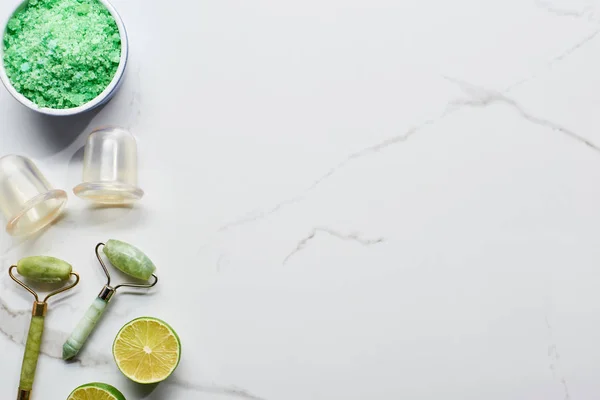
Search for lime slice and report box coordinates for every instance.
[67,382,125,400]
[112,317,181,384]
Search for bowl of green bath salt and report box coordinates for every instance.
[0,0,128,115]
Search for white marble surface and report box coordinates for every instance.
[1,0,600,398]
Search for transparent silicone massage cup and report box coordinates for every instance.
[73,127,144,204]
[0,155,67,236]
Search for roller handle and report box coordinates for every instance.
[17,315,44,399]
[62,297,109,360]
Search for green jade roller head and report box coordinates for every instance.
[62,240,158,360]
[16,256,73,283]
[103,239,156,280]
[9,257,80,400]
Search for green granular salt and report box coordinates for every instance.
[3,0,121,109]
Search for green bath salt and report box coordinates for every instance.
[3,0,121,109]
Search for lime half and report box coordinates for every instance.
[67,382,126,400]
[113,317,181,384]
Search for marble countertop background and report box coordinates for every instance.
[2,0,600,398]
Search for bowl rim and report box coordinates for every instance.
[0,0,129,116]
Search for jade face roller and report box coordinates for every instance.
[9,256,80,400]
[62,240,158,360]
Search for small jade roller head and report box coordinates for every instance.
[103,239,156,280]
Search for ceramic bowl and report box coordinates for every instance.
[0,0,129,116]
